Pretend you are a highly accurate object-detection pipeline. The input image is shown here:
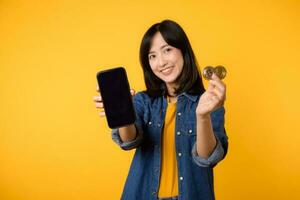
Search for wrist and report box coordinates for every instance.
[196,113,211,121]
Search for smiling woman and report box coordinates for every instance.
[147,32,184,96]
[94,19,228,200]
[1,0,299,199]
[139,20,205,99]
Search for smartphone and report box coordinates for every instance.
[96,67,136,129]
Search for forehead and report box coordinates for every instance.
[149,32,168,52]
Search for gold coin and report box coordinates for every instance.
[203,66,214,80]
[214,65,226,80]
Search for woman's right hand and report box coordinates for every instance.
[93,84,136,118]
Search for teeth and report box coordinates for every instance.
[162,67,172,73]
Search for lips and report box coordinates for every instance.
[160,67,173,75]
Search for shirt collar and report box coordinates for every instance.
[178,92,198,102]
[162,89,199,102]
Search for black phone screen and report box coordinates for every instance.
[97,67,136,129]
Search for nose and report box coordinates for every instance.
[158,55,167,69]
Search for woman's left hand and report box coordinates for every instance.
[196,73,226,118]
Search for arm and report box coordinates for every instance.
[192,73,228,167]
[119,124,137,142]
[192,107,227,168]
[111,92,145,150]
[196,115,217,158]
[94,87,144,150]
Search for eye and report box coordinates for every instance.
[148,54,156,60]
[164,48,172,53]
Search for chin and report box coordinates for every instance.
[163,77,178,84]
[166,74,180,81]
[156,73,178,84]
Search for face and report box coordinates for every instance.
[148,32,184,88]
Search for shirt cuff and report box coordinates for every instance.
[111,124,143,150]
[191,137,225,168]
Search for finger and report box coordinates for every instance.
[211,73,220,81]
[211,95,224,108]
[210,95,220,102]
[206,89,224,105]
[209,76,224,88]
[211,85,226,102]
[99,111,106,117]
[93,96,102,102]
[214,83,226,102]
[207,82,215,93]
[205,95,219,110]
[96,84,99,92]
[210,93,225,107]
[211,73,223,85]
[130,89,136,96]
[95,102,103,108]
[209,79,226,94]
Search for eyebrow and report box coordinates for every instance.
[148,44,169,54]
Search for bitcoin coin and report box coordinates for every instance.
[214,65,226,80]
[203,66,214,80]
[202,65,227,80]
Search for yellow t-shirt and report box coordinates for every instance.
[158,97,179,198]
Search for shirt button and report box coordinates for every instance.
[177,131,181,135]
[180,176,184,181]
[177,112,181,116]
[157,123,161,127]
[178,152,182,157]
[189,129,192,133]
[148,121,152,125]
[152,191,156,195]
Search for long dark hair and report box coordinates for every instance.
[139,19,205,98]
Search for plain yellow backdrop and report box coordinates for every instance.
[1,0,299,199]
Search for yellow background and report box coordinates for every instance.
[1,0,299,199]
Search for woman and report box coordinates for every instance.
[94,19,228,200]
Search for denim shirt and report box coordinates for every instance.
[112,91,228,200]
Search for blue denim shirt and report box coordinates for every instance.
[112,91,228,200]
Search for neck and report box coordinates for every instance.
[167,93,177,97]
[167,95,177,103]
[166,83,178,97]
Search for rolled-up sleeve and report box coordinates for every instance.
[191,106,229,168]
[191,137,224,167]
[111,92,145,150]
[111,124,143,150]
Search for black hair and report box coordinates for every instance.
[139,19,205,98]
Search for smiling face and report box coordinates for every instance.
[148,31,184,91]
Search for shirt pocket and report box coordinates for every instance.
[183,122,196,136]
[142,116,162,143]
[143,115,158,128]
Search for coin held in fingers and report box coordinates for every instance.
[203,65,227,80]
[203,66,215,80]
[214,65,227,80]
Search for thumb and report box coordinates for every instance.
[207,81,215,93]
[130,89,136,96]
